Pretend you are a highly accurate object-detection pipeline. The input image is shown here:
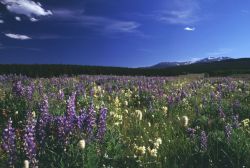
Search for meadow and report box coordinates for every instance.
[0,74,249,168]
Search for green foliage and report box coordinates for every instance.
[0,75,250,167]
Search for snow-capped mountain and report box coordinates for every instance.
[150,57,233,69]
[195,56,232,63]
[149,62,189,68]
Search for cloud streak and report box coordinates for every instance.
[81,16,140,33]
[207,48,233,56]
[5,33,31,40]
[0,0,52,19]
[0,45,40,51]
[52,9,141,34]
[241,10,249,14]
[156,0,200,25]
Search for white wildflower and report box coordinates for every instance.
[78,139,86,150]
[135,110,143,120]
[181,116,189,127]
[24,160,29,168]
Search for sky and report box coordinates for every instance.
[0,0,250,67]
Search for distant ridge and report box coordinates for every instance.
[0,57,250,77]
[150,56,232,69]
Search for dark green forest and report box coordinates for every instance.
[0,58,250,77]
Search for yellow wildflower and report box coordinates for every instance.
[242,119,250,127]
[162,106,168,113]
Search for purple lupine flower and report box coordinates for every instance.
[224,124,233,141]
[40,95,49,115]
[76,83,85,96]
[217,84,222,92]
[167,96,174,106]
[54,116,64,142]
[58,89,65,100]
[65,92,77,132]
[187,128,196,139]
[66,92,76,119]
[77,109,87,130]
[200,131,208,151]
[1,118,16,167]
[210,91,216,101]
[26,86,34,101]
[64,117,74,137]
[218,106,226,119]
[56,99,74,143]
[37,95,51,147]
[55,116,69,146]
[12,81,25,97]
[87,103,96,138]
[97,108,108,141]
[232,114,239,128]
[38,81,44,96]
[55,93,80,146]
[23,112,37,168]
[180,90,188,99]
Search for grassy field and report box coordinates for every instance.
[0,74,250,168]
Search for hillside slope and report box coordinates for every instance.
[0,58,249,77]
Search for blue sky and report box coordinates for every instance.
[0,0,250,67]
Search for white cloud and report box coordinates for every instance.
[30,17,38,22]
[5,33,31,40]
[184,27,195,31]
[157,0,200,25]
[15,16,21,21]
[0,19,4,23]
[0,0,52,18]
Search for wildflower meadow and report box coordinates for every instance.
[0,75,249,168]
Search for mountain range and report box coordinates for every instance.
[0,57,250,77]
[150,56,232,69]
